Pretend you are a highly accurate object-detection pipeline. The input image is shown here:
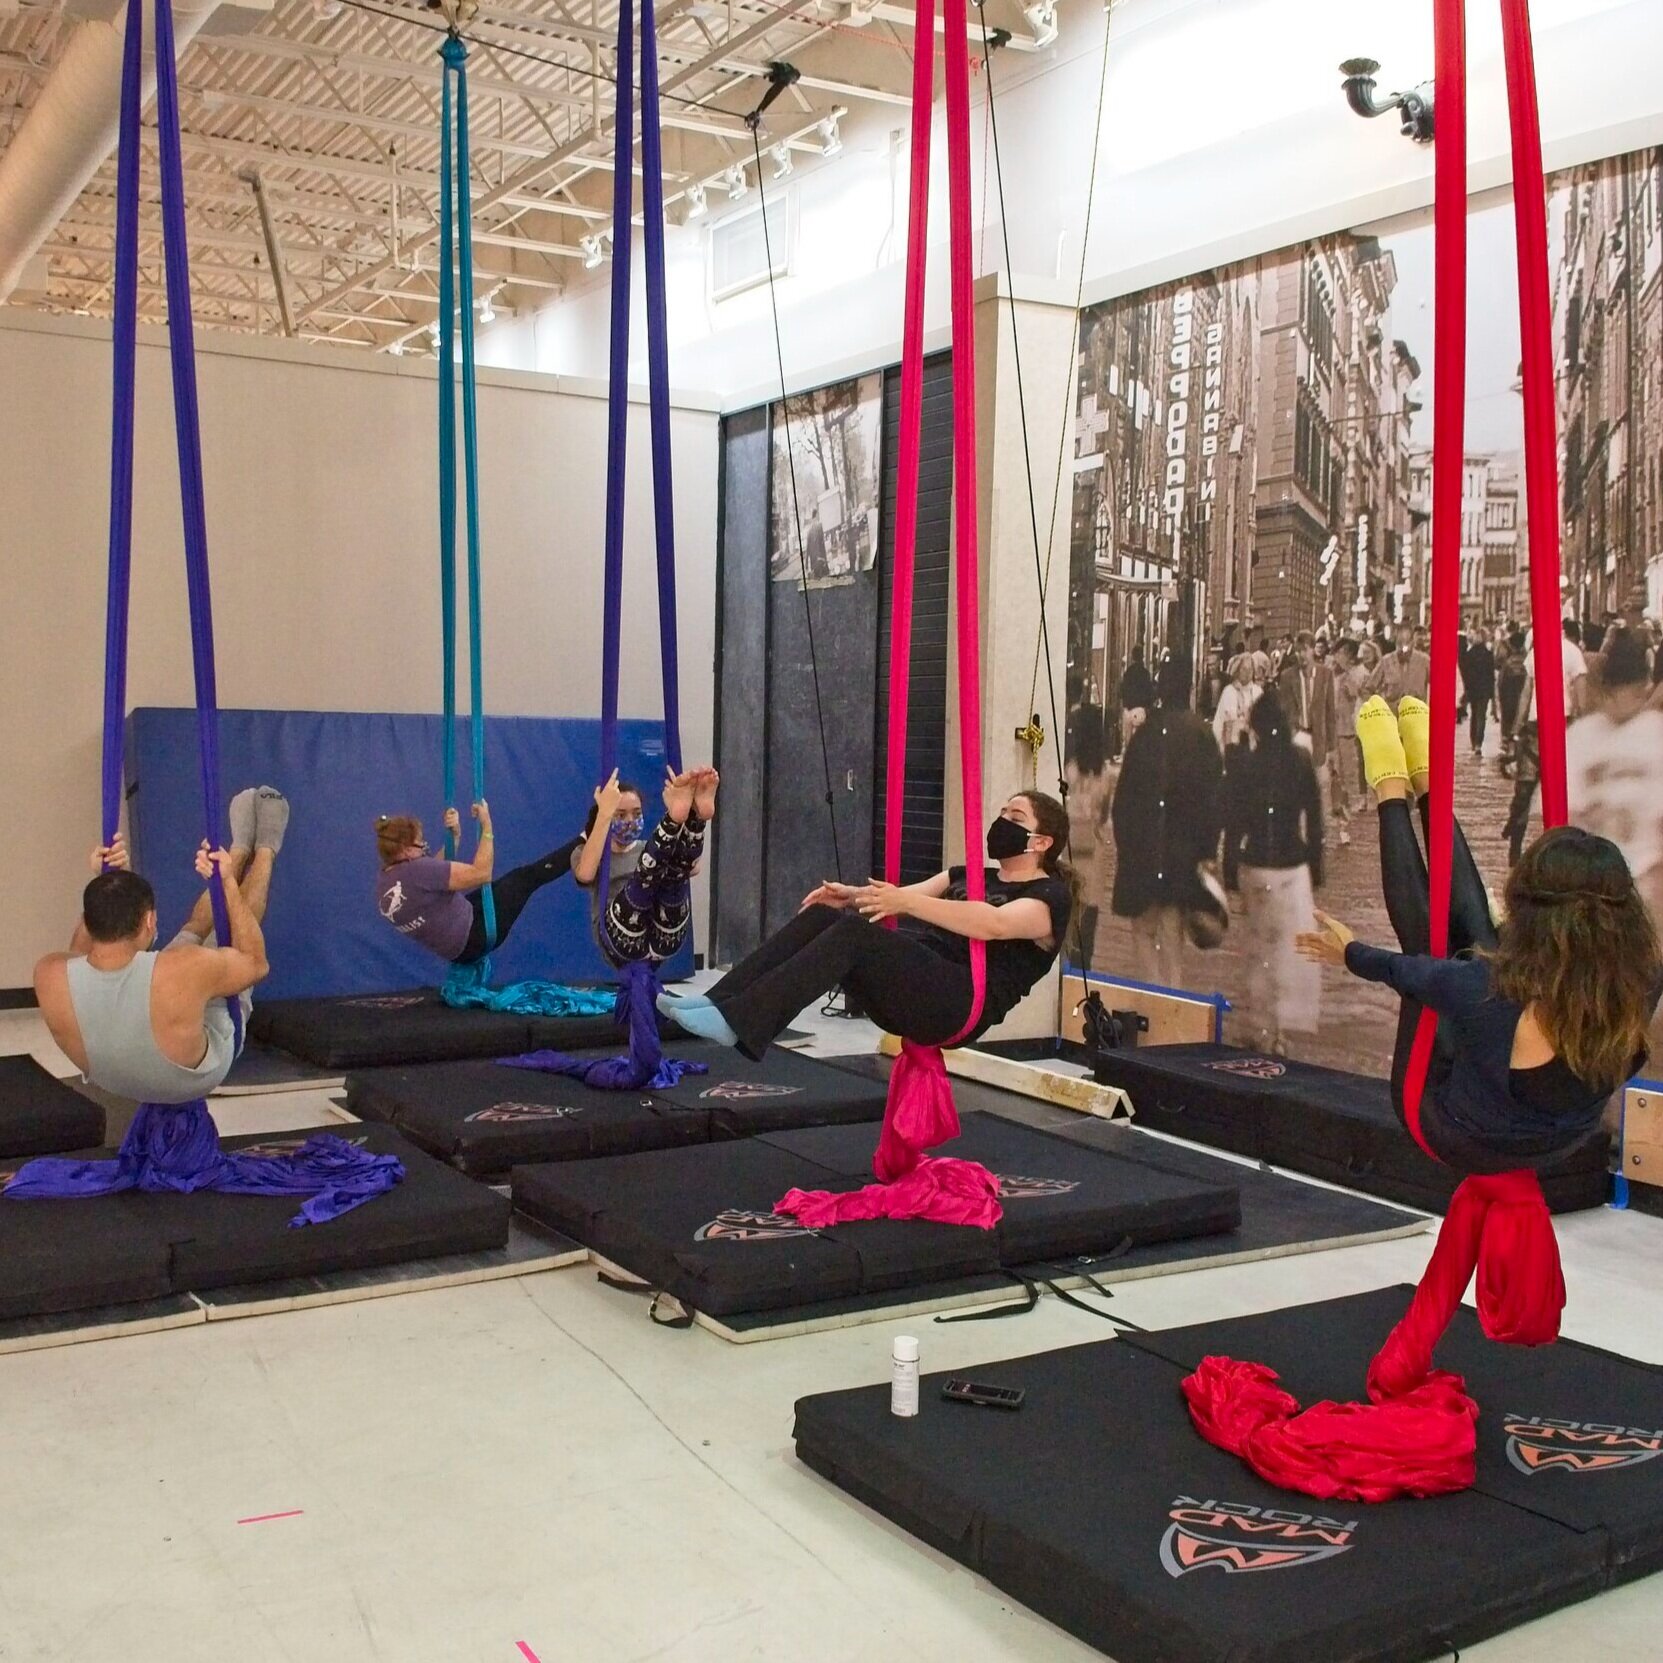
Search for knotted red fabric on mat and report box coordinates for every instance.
[1183,1171,1564,1501]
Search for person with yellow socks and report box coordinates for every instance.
[1298,695,1661,1171]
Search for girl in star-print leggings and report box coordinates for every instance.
[574,766,719,966]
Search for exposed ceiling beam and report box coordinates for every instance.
[296,0,834,327]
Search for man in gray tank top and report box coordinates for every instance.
[33,787,289,1103]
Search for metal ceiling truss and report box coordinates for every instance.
[0,0,1049,348]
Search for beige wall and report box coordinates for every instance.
[0,311,719,989]
[940,277,1079,1041]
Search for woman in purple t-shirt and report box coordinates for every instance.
[374,801,580,965]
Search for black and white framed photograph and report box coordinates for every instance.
[769,371,884,587]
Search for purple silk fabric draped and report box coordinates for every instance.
[497,961,706,1091]
[3,1102,404,1226]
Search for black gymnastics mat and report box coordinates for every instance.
[249,988,629,1070]
[212,1041,344,1096]
[1123,1285,1663,1582]
[0,1055,105,1158]
[1087,1042,1610,1213]
[792,1327,1642,1663]
[512,1115,1241,1320]
[343,1043,893,1175]
[0,1123,509,1321]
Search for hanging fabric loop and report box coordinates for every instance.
[593,0,684,904]
[844,0,987,1192]
[1397,0,1470,1157]
[2,0,405,1227]
[437,32,496,947]
[1184,0,1576,1503]
[99,0,237,1042]
[1401,0,1569,1150]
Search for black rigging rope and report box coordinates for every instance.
[749,114,845,880]
[975,0,1116,1024]
[975,11,1064,801]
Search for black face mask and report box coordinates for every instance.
[986,816,1033,861]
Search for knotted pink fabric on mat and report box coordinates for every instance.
[774,1041,1002,1229]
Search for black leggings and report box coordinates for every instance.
[457,838,578,964]
[1377,796,1525,1170]
[709,904,976,1060]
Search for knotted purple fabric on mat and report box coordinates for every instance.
[3,1101,404,1226]
[499,960,706,1091]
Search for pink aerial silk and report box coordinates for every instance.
[772,0,999,1232]
[1184,0,1573,1500]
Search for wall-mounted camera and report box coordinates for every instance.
[1339,58,1435,144]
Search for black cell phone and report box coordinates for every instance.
[942,1378,1025,1410]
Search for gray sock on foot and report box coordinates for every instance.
[228,787,258,852]
[254,787,290,854]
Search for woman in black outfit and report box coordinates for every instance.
[661,793,1074,1059]
[1300,695,1661,1171]
[1224,691,1324,1053]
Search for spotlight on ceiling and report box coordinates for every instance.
[477,290,496,324]
[580,233,605,269]
[1339,57,1434,143]
[685,182,708,222]
[724,163,748,201]
[818,113,842,157]
[770,143,793,180]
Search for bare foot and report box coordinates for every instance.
[664,768,696,825]
[693,766,719,822]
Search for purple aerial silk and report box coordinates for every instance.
[499,962,706,1091]
[2,1102,404,1227]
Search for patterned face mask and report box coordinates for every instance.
[611,816,644,844]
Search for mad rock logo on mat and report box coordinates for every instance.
[1504,1415,1663,1475]
[235,1135,370,1160]
[466,1103,583,1124]
[693,1209,811,1242]
[1160,1499,1358,1578]
[344,994,427,1011]
[995,1174,1080,1199]
[1204,1057,1286,1080]
[698,1081,804,1101]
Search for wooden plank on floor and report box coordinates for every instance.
[876,1034,1133,1121]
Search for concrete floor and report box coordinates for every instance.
[2,1001,1661,1663]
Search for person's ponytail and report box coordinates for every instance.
[375,814,421,866]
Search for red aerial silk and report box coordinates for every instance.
[1185,1172,1564,1501]
[776,0,1000,1232]
[1184,0,1573,1502]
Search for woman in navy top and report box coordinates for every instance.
[1300,694,1661,1171]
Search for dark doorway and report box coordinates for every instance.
[712,353,954,963]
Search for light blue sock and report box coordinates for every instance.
[656,992,738,1047]
[658,989,713,1010]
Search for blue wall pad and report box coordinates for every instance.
[127,708,693,1000]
